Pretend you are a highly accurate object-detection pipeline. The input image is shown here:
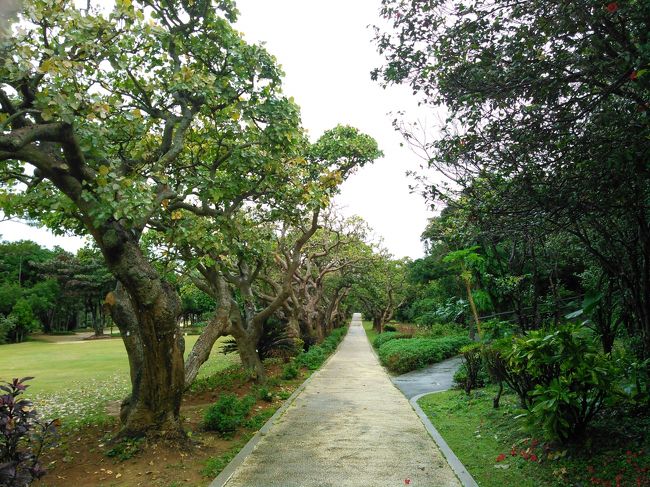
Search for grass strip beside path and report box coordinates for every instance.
[418,387,650,487]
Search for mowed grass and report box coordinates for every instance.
[0,334,238,425]
[1,335,236,394]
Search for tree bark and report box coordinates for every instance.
[101,231,185,441]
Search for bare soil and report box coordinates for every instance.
[34,363,303,487]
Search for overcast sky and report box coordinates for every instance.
[0,0,436,259]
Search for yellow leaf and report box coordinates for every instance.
[161,199,169,209]
[230,111,240,121]
[132,108,142,118]
[98,165,110,176]
[39,58,56,74]
[171,210,183,220]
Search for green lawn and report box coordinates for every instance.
[362,320,378,344]
[0,334,238,425]
[418,387,650,487]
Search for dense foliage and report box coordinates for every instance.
[0,240,114,343]
[374,0,650,446]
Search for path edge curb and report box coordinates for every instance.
[208,325,350,487]
[410,391,480,487]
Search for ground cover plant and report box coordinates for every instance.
[419,387,650,487]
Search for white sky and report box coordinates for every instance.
[0,0,436,259]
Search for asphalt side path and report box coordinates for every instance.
[219,313,460,487]
[392,355,463,399]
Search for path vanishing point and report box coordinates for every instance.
[215,313,460,487]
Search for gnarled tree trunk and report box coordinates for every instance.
[101,228,185,441]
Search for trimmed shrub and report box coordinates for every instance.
[372,331,407,349]
[378,335,472,374]
[203,393,255,436]
[295,327,347,370]
[383,324,398,332]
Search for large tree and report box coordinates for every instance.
[0,0,304,438]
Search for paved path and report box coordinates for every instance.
[392,356,463,399]
[220,314,460,487]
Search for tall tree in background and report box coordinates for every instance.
[373,0,650,354]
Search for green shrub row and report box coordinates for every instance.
[295,326,347,370]
[372,331,407,349]
[378,335,472,374]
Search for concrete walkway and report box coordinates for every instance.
[219,314,460,487]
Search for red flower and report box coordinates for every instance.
[530,454,538,462]
[630,71,638,80]
[606,2,618,12]
[496,453,507,462]
[510,449,517,456]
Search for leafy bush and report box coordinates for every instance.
[295,327,347,370]
[203,394,255,436]
[617,355,650,407]
[482,339,535,409]
[255,386,273,403]
[383,324,397,332]
[378,335,472,374]
[281,362,299,380]
[479,319,515,341]
[459,343,483,394]
[221,318,298,361]
[0,314,15,345]
[508,324,615,442]
[190,365,250,393]
[243,409,275,430]
[372,331,407,349]
[426,322,466,337]
[0,378,57,487]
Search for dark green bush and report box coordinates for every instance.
[458,343,483,394]
[255,386,273,402]
[426,322,466,338]
[482,339,535,409]
[378,335,472,374]
[203,393,255,435]
[281,362,299,380]
[383,324,397,332]
[372,331,407,349]
[295,327,347,370]
[508,324,615,443]
[221,317,298,361]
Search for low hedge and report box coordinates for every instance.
[378,335,472,374]
[372,331,408,349]
[295,326,347,370]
